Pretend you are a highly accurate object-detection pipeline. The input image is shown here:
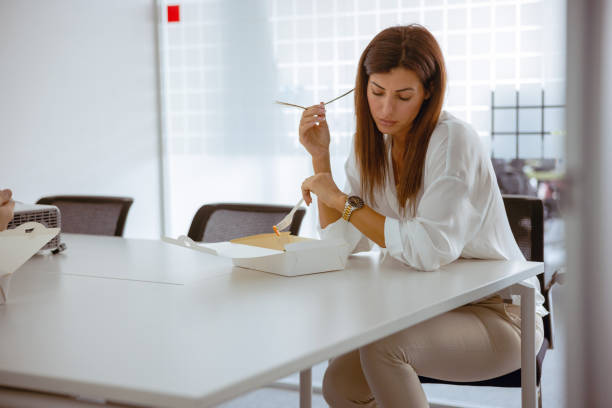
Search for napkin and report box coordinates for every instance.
[0,222,60,304]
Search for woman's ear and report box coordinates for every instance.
[424,84,432,100]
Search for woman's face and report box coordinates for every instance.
[366,67,429,138]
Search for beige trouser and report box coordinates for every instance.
[323,296,545,408]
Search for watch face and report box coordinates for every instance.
[348,195,364,208]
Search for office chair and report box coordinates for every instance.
[188,203,306,242]
[36,195,133,237]
[419,194,563,408]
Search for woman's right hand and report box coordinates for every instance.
[299,102,330,159]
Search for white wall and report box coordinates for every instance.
[0,0,162,238]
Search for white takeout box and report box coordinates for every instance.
[163,233,350,277]
[0,222,60,304]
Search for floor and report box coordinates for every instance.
[218,218,567,408]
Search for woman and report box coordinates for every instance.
[299,25,547,408]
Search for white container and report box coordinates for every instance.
[163,234,350,277]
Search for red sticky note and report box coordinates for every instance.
[167,5,180,23]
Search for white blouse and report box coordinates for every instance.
[320,111,547,316]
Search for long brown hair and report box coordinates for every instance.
[354,25,446,216]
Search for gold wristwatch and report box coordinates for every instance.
[342,195,365,222]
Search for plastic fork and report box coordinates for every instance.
[273,198,304,236]
[274,89,354,110]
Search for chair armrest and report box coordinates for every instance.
[546,267,566,292]
[542,266,564,350]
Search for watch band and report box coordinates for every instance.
[342,195,364,222]
[342,201,353,222]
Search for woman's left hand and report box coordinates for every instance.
[301,173,346,211]
[0,189,15,231]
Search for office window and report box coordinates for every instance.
[158,0,565,237]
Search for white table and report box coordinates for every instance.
[0,234,542,407]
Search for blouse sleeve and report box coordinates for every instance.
[318,143,373,254]
[384,123,486,271]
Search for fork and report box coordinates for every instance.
[273,198,305,236]
[274,88,354,110]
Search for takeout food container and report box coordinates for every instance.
[163,232,350,277]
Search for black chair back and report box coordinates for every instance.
[502,195,552,344]
[188,203,306,242]
[37,195,133,237]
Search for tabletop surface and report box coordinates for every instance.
[0,234,542,408]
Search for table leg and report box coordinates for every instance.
[299,368,312,408]
[516,283,537,408]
